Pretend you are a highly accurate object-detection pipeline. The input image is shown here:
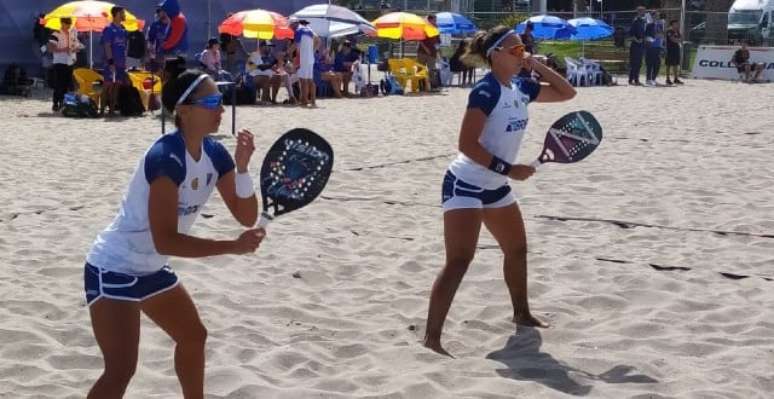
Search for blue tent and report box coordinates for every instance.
[0,0,318,77]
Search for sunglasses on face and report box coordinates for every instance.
[497,44,526,57]
[189,93,223,110]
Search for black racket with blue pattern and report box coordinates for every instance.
[257,128,333,228]
[531,111,603,169]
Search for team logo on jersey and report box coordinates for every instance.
[206,173,213,186]
[505,119,528,132]
[191,178,199,190]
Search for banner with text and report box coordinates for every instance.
[692,45,774,81]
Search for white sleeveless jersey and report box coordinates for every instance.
[87,131,235,275]
[449,73,540,189]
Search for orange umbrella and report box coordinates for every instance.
[219,9,294,40]
[372,12,439,41]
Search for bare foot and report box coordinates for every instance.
[513,313,549,328]
[423,338,454,358]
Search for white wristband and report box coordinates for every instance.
[235,172,255,198]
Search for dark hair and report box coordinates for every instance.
[161,69,208,126]
[462,25,513,66]
[526,21,534,29]
[669,20,678,25]
[60,17,72,25]
[111,6,125,17]
[207,38,219,48]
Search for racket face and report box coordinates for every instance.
[539,111,603,164]
[259,128,333,217]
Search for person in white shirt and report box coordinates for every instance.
[246,41,278,104]
[48,17,83,112]
[290,19,320,107]
[199,38,222,76]
[423,25,576,357]
[84,69,266,398]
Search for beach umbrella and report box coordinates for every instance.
[372,12,439,41]
[568,17,613,41]
[290,4,375,38]
[42,1,145,68]
[515,15,575,40]
[218,9,294,40]
[435,12,477,36]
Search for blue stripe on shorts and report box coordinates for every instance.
[84,263,179,305]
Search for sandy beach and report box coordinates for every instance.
[1,78,773,398]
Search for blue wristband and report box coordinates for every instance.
[489,156,512,175]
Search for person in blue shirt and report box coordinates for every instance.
[101,6,128,115]
[333,40,360,96]
[423,25,576,357]
[629,6,647,85]
[84,69,265,398]
[644,11,665,86]
[146,7,169,73]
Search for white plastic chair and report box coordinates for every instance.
[580,59,603,86]
[564,57,584,86]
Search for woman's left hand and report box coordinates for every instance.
[234,129,255,173]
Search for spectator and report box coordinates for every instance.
[146,8,169,73]
[317,50,343,98]
[200,38,222,76]
[220,31,248,75]
[520,22,536,54]
[48,17,83,112]
[157,0,188,58]
[449,39,474,86]
[417,15,441,89]
[664,19,683,85]
[629,6,647,86]
[101,6,128,116]
[290,18,319,107]
[644,11,664,86]
[247,41,278,104]
[731,41,764,83]
[334,40,360,96]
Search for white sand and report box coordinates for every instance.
[1,79,773,398]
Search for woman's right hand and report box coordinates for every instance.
[232,228,266,254]
[508,165,535,181]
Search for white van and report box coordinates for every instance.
[728,0,774,44]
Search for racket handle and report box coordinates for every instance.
[257,212,274,229]
[530,159,542,170]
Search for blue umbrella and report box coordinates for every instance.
[515,15,576,40]
[435,12,477,36]
[568,18,613,41]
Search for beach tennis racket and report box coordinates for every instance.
[256,128,333,228]
[531,111,603,169]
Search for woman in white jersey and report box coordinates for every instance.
[424,26,576,357]
[84,69,266,398]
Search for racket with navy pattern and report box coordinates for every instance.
[257,128,333,228]
[531,111,603,169]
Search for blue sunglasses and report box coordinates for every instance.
[189,93,223,110]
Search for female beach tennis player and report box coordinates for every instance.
[424,26,576,357]
[84,69,265,398]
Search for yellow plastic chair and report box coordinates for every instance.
[402,58,430,93]
[127,70,162,111]
[387,58,430,93]
[73,67,104,106]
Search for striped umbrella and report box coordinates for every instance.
[219,9,294,40]
[291,4,375,38]
[372,12,439,41]
[42,0,144,32]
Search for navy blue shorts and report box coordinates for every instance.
[441,171,515,211]
[84,263,179,306]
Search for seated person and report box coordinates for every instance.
[333,40,360,96]
[246,41,278,103]
[731,41,764,83]
[199,38,222,76]
[316,51,343,98]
